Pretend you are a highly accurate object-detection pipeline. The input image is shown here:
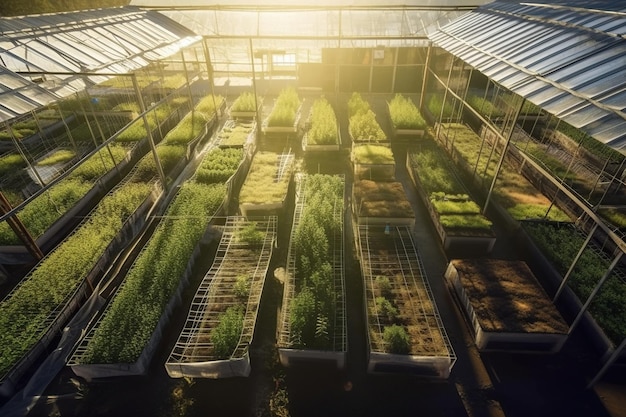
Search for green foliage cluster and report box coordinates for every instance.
[195,148,243,184]
[289,175,344,349]
[307,98,339,145]
[81,181,227,363]
[427,95,454,119]
[267,87,300,127]
[349,109,386,143]
[352,144,394,165]
[353,180,414,219]
[524,222,626,345]
[388,94,426,130]
[383,325,411,354]
[236,221,265,246]
[116,98,189,143]
[0,127,36,141]
[466,95,504,118]
[233,275,251,300]
[211,306,245,359]
[217,121,254,147]
[133,145,186,182]
[0,154,26,177]
[230,92,258,113]
[440,123,569,222]
[0,181,151,376]
[557,121,624,163]
[36,149,76,166]
[409,139,493,231]
[0,144,127,244]
[347,92,370,117]
[239,152,293,205]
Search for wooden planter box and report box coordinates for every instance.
[445,259,569,353]
[352,180,414,226]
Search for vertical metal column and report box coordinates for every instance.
[553,223,598,302]
[131,73,167,189]
[201,37,219,121]
[482,96,524,215]
[568,252,623,335]
[418,43,432,111]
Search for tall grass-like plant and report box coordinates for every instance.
[195,148,243,184]
[36,149,76,166]
[0,181,152,377]
[352,144,394,165]
[231,92,258,113]
[239,152,293,205]
[307,98,338,145]
[349,109,386,143]
[348,92,370,117]
[267,88,300,127]
[388,94,426,130]
[81,181,227,364]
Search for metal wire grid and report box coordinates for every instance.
[166,216,276,363]
[358,224,455,361]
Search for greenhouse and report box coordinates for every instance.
[0,0,625,416]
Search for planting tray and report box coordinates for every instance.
[445,258,569,353]
[357,225,455,378]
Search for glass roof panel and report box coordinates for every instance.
[431,0,626,150]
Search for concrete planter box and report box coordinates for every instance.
[278,348,346,369]
[367,351,453,378]
[167,355,252,379]
[445,259,569,353]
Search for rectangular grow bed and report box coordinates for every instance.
[165,216,276,379]
[352,179,414,226]
[357,225,455,378]
[445,258,569,352]
[278,174,347,368]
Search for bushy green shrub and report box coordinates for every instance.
[230,92,258,113]
[349,109,386,142]
[211,306,244,359]
[383,325,410,354]
[388,94,426,130]
[307,98,338,145]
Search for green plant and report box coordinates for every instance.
[349,109,386,142]
[230,92,258,113]
[239,152,293,205]
[376,296,398,322]
[383,325,410,354]
[388,94,426,130]
[237,222,265,246]
[352,144,394,165]
[267,88,300,127]
[347,92,370,117]
[307,98,338,145]
[211,306,245,359]
[376,276,392,297]
[37,149,76,166]
[195,148,243,184]
[427,94,454,119]
[234,275,251,300]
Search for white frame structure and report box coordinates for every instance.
[278,174,347,368]
[166,216,276,378]
[357,225,455,378]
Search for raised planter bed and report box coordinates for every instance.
[0,175,160,397]
[405,140,495,254]
[229,92,262,119]
[261,87,301,134]
[68,145,242,379]
[352,179,414,226]
[217,119,256,149]
[352,144,395,181]
[239,151,294,218]
[445,258,568,353]
[356,225,455,377]
[166,216,276,378]
[521,221,626,363]
[387,94,426,142]
[278,174,346,368]
[302,97,341,152]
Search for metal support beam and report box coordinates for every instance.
[0,192,43,260]
[553,223,598,302]
[131,74,167,189]
[568,252,623,335]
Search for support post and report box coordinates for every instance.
[131,73,167,190]
[568,252,623,335]
[0,192,43,260]
[553,224,598,302]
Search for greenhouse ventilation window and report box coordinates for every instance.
[430,0,626,152]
